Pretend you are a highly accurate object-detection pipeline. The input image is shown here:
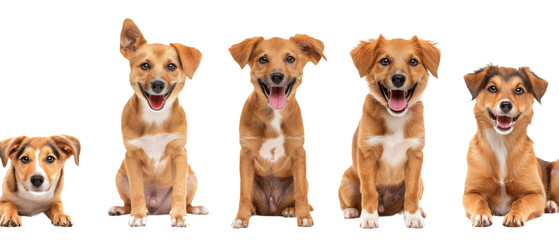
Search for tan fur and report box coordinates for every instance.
[109,18,206,227]
[338,36,440,228]
[463,65,558,227]
[229,35,325,228]
[0,135,80,227]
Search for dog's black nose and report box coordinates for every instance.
[500,101,513,113]
[391,74,406,88]
[30,175,44,187]
[151,81,165,94]
[270,72,285,84]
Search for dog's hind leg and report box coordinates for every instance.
[185,169,208,215]
[546,160,559,213]
[339,168,362,219]
[108,171,131,216]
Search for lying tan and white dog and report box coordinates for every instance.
[229,34,326,228]
[0,135,80,227]
[463,65,559,227]
[108,19,207,227]
[338,35,440,228]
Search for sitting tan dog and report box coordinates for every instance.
[229,34,326,228]
[108,19,207,227]
[463,65,559,227]
[0,135,80,227]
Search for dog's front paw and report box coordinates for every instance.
[297,215,313,227]
[231,217,250,228]
[0,212,21,227]
[359,210,379,229]
[128,214,147,227]
[171,215,189,227]
[343,208,360,219]
[51,213,72,227]
[503,211,525,227]
[471,214,492,227]
[404,210,425,228]
[545,200,557,213]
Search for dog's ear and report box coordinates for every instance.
[0,136,27,167]
[351,36,383,78]
[229,37,264,69]
[520,67,548,103]
[51,135,81,166]
[290,34,327,65]
[120,18,147,59]
[171,43,202,79]
[464,66,493,100]
[413,36,441,78]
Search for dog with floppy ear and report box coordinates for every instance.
[0,135,80,227]
[338,35,440,228]
[108,18,207,227]
[463,65,559,227]
[229,34,326,228]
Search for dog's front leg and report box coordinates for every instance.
[358,147,380,228]
[503,192,544,227]
[291,147,313,227]
[0,201,21,227]
[403,149,424,228]
[463,192,492,227]
[170,148,189,227]
[45,201,72,227]
[125,152,148,227]
[232,148,255,228]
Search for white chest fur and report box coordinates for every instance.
[483,129,511,214]
[259,110,285,162]
[141,99,173,126]
[366,115,422,167]
[126,134,181,173]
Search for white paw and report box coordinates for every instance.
[545,200,557,213]
[359,210,379,229]
[404,210,425,228]
[128,216,147,227]
[231,219,248,228]
[343,208,359,219]
[192,206,209,215]
[108,206,125,216]
[471,214,492,227]
[171,215,189,227]
[300,218,313,227]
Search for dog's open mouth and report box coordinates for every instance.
[379,82,417,114]
[258,79,295,110]
[138,83,176,111]
[487,109,521,134]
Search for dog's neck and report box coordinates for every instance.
[134,95,177,127]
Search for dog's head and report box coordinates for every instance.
[351,35,440,117]
[120,18,202,111]
[465,66,547,135]
[0,135,80,194]
[229,35,326,110]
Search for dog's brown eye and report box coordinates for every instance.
[140,62,150,71]
[380,58,390,66]
[286,56,295,63]
[515,87,524,95]
[259,56,268,64]
[167,63,176,71]
[488,86,497,93]
[46,156,55,163]
[21,156,29,164]
[409,58,418,66]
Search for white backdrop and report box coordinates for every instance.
[0,0,558,239]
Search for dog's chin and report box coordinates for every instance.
[138,83,176,111]
[258,79,296,111]
[487,109,520,135]
[378,82,417,117]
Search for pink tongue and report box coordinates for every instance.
[149,95,165,110]
[388,90,407,111]
[269,87,287,110]
[497,116,512,129]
